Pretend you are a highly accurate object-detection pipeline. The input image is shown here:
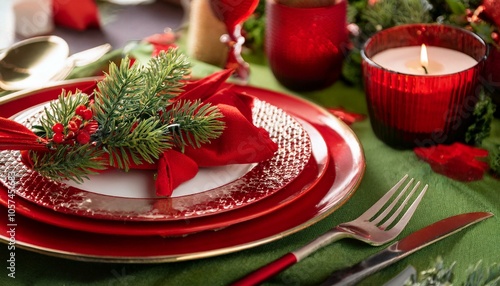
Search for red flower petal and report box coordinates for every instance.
[326,107,366,125]
[414,143,489,181]
[144,32,178,57]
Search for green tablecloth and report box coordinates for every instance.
[0,49,499,286]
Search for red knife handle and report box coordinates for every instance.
[232,252,298,286]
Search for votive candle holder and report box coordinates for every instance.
[361,24,488,149]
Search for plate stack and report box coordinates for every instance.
[0,79,364,262]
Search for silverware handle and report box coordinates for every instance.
[320,249,400,286]
[233,229,348,285]
[232,253,298,286]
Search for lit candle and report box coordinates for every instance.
[361,24,488,148]
[420,44,429,74]
[370,44,477,75]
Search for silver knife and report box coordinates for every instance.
[321,212,494,286]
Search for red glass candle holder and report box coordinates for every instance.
[361,24,488,149]
[265,0,348,91]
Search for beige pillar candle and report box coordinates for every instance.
[186,0,228,67]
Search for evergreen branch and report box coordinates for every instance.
[103,117,173,170]
[360,0,433,35]
[404,257,500,286]
[359,1,394,34]
[91,52,192,170]
[134,49,191,119]
[393,0,433,25]
[465,89,496,145]
[93,56,144,139]
[143,49,191,106]
[164,100,225,152]
[465,261,500,286]
[31,145,106,183]
[482,138,500,176]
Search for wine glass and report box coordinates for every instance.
[209,0,259,83]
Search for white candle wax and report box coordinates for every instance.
[371,46,477,75]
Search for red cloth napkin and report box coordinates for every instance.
[0,118,48,151]
[107,69,278,195]
[0,69,278,197]
[176,69,278,166]
[52,0,100,30]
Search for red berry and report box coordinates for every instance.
[52,123,64,133]
[81,109,93,120]
[52,133,64,144]
[68,121,79,132]
[492,32,499,42]
[66,131,75,140]
[76,131,91,145]
[75,105,87,117]
[130,122,139,132]
[71,116,82,127]
[83,121,98,134]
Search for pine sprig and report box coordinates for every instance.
[393,0,433,25]
[358,0,433,38]
[465,261,500,286]
[482,137,500,176]
[404,257,500,286]
[143,49,190,104]
[92,50,194,170]
[404,259,455,285]
[30,145,106,183]
[164,99,225,152]
[465,89,496,145]
[103,117,173,170]
[93,56,144,136]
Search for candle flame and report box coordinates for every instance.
[420,44,429,70]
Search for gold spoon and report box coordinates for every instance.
[0,36,111,91]
[0,35,69,91]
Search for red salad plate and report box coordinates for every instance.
[0,99,312,221]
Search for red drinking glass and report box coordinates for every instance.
[265,0,348,91]
[361,24,488,149]
[210,0,259,83]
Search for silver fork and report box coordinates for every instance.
[232,174,428,286]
